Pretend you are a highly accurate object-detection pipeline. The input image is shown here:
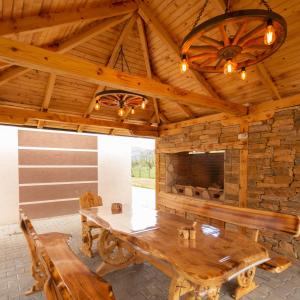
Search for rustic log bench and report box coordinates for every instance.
[158,191,300,299]
[20,211,115,300]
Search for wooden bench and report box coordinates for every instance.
[20,211,115,300]
[80,192,103,257]
[158,191,300,299]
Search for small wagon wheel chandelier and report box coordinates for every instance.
[179,0,287,80]
[94,47,148,116]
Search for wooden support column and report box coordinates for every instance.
[239,122,249,208]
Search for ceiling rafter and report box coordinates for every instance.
[0,2,137,37]
[136,15,160,124]
[0,37,247,115]
[137,0,221,99]
[78,14,138,132]
[0,14,132,89]
[213,0,281,100]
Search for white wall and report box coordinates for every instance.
[98,135,132,209]
[0,126,19,225]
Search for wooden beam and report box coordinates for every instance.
[0,14,132,87]
[0,37,246,115]
[41,74,56,111]
[50,14,132,53]
[159,93,300,136]
[136,16,160,124]
[256,63,281,100]
[138,0,220,99]
[0,66,29,86]
[0,2,137,36]
[0,105,157,137]
[176,103,195,118]
[249,93,300,115]
[107,14,137,67]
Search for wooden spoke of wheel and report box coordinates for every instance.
[219,24,230,46]
[238,23,266,46]
[199,35,223,48]
[188,53,217,63]
[188,45,218,54]
[232,22,248,45]
[98,230,135,266]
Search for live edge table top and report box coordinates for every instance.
[80,206,269,286]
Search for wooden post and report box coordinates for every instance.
[239,122,249,208]
[155,138,160,210]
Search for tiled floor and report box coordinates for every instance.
[1,214,300,300]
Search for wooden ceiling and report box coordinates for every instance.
[0,0,299,137]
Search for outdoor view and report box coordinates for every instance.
[131,138,155,209]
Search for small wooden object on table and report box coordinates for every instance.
[111,202,122,214]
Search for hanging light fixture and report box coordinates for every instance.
[94,47,148,116]
[240,67,247,80]
[95,90,148,117]
[180,0,287,80]
[264,19,276,45]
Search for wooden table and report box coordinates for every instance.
[80,207,269,300]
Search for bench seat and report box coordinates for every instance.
[258,256,292,273]
[39,232,115,300]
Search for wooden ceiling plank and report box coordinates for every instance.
[138,0,221,99]
[136,16,160,124]
[0,66,29,86]
[256,63,282,100]
[0,2,137,36]
[50,14,133,53]
[0,105,157,137]
[0,37,247,115]
[176,103,195,118]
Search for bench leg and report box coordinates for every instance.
[25,262,45,295]
[233,267,258,300]
[80,222,93,257]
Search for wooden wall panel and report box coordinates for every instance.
[20,200,80,219]
[19,149,97,165]
[18,130,97,149]
[19,182,98,203]
[18,129,98,219]
[19,167,97,184]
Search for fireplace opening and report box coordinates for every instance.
[166,151,225,201]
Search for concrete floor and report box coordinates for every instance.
[1,214,300,300]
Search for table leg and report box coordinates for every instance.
[80,221,93,257]
[207,286,221,300]
[168,277,194,300]
[96,229,140,276]
[233,267,257,299]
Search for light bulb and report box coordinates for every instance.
[264,19,276,45]
[141,100,146,110]
[241,67,246,80]
[118,107,125,117]
[180,54,188,73]
[131,107,135,115]
[95,101,100,111]
[224,59,236,75]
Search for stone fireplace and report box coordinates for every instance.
[165,151,226,201]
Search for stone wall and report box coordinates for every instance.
[157,107,300,261]
[247,109,300,259]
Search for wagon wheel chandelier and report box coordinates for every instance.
[179,0,287,80]
[94,47,148,116]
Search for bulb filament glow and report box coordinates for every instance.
[264,19,276,45]
[180,54,188,73]
[241,67,246,80]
